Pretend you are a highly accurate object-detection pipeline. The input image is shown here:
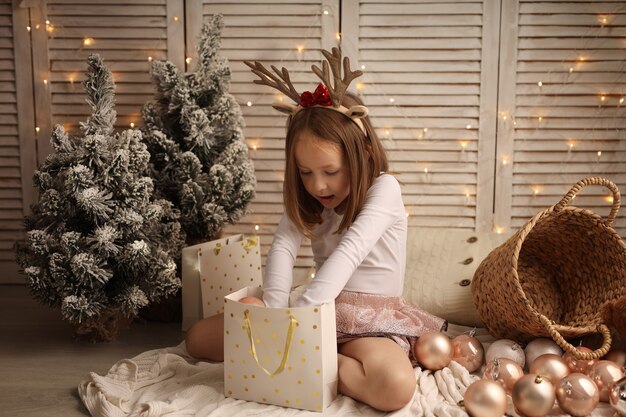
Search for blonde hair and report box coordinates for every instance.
[283,92,388,238]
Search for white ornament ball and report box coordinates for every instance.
[485,339,526,369]
[525,337,563,368]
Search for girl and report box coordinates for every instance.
[186,48,446,412]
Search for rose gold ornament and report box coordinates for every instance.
[524,337,563,368]
[588,360,625,402]
[555,373,600,416]
[610,375,626,416]
[512,374,556,417]
[605,349,626,367]
[413,331,453,371]
[485,339,526,368]
[462,379,507,417]
[483,357,524,395]
[529,353,570,386]
[563,346,598,374]
[452,334,485,372]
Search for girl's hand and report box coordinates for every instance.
[239,296,266,307]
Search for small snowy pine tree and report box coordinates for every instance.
[141,14,255,242]
[15,54,185,341]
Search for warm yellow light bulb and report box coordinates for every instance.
[173,16,179,21]
[538,81,542,87]
[460,141,467,149]
[360,64,365,70]
[606,195,614,203]
[389,98,394,103]
[620,98,625,104]
[538,116,543,121]
[26,26,31,31]
[569,67,574,73]
[297,45,304,53]
[597,151,602,157]
[130,122,135,128]
[83,37,94,46]
[423,128,428,133]
[254,225,260,231]
[148,56,153,62]
[601,95,606,101]
[323,9,329,15]
[185,57,192,64]
[43,79,47,85]
[35,127,40,133]
[355,82,364,90]
[495,226,504,234]
[246,101,252,107]
[466,124,472,129]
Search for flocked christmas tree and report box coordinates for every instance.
[141,14,255,243]
[15,54,185,341]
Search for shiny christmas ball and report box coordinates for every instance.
[413,331,453,371]
[462,379,507,417]
[588,360,625,402]
[524,338,563,368]
[483,357,524,395]
[512,374,555,417]
[452,334,485,373]
[605,349,626,367]
[563,346,598,374]
[610,376,626,416]
[485,339,525,368]
[555,373,600,416]
[529,353,570,386]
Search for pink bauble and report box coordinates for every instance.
[529,353,570,386]
[452,334,485,372]
[524,338,563,368]
[483,357,525,395]
[588,360,625,402]
[555,373,600,417]
[605,349,626,367]
[485,339,526,368]
[610,375,626,416]
[463,379,507,417]
[563,346,598,374]
[414,331,453,371]
[512,374,556,417]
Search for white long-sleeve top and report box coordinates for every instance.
[262,174,408,308]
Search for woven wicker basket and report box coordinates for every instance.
[472,177,626,359]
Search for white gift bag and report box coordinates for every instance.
[224,287,338,412]
[181,235,261,331]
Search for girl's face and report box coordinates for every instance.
[294,131,350,213]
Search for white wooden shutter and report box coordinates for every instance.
[496,0,626,237]
[341,0,501,231]
[37,0,184,148]
[189,1,339,283]
[1,0,35,283]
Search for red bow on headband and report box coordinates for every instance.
[300,83,333,108]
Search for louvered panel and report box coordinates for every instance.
[506,0,626,237]
[44,1,172,132]
[1,0,29,283]
[350,0,496,230]
[201,1,337,284]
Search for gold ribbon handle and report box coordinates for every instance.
[243,236,259,252]
[243,309,297,376]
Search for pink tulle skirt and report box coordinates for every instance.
[335,291,447,365]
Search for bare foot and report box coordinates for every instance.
[239,296,265,307]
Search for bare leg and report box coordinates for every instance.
[185,297,264,361]
[338,337,416,411]
[185,313,224,361]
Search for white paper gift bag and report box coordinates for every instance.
[224,287,338,412]
[181,235,261,331]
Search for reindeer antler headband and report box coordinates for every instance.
[244,47,368,135]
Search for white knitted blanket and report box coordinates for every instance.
[79,342,480,417]
[78,339,614,417]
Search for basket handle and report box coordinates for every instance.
[539,315,612,360]
[553,177,620,226]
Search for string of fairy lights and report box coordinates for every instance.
[27,3,625,240]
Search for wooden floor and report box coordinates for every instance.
[0,285,185,417]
